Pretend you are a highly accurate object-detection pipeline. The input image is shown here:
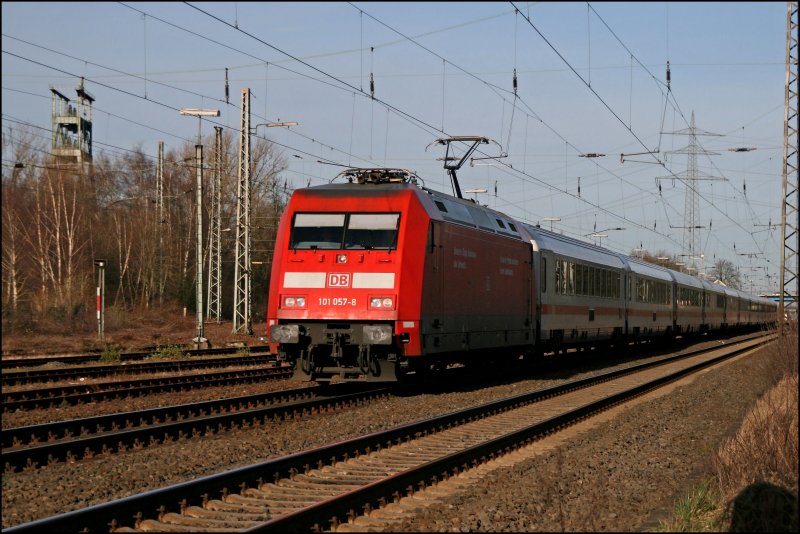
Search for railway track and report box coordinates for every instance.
[1,354,277,387]
[0,344,272,369]
[2,383,391,473]
[2,364,293,412]
[3,332,774,533]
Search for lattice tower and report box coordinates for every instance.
[207,127,223,321]
[661,112,723,274]
[233,88,253,334]
[780,1,799,330]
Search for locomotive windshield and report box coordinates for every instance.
[290,212,399,250]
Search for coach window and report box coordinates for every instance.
[345,213,400,250]
[554,258,561,294]
[567,261,575,295]
[541,258,547,293]
[290,213,346,249]
[585,266,590,296]
[593,269,600,297]
[600,270,606,297]
[553,258,564,295]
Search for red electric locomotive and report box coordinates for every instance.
[267,168,533,382]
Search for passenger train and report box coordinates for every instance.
[266,168,777,382]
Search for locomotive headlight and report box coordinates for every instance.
[283,296,307,308]
[270,324,299,343]
[363,325,392,345]
[369,296,394,309]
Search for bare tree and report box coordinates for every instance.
[634,248,687,272]
[1,126,289,335]
[2,205,26,312]
[711,258,742,289]
[1,128,38,316]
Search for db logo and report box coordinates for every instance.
[327,273,351,287]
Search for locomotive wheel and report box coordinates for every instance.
[357,353,370,375]
[369,356,381,377]
[300,350,314,375]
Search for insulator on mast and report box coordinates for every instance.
[370,72,374,99]
[513,68,518,95]
[370,46,375,99]
[225,68,230,104]
[666,61,671,91]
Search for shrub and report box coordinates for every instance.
[151,344,186,360]
[99,344,121,362]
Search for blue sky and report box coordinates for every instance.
[2,2,787,294]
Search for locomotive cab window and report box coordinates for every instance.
[291,213,346,249]
[345,213,400,250]
[290,213,399,250]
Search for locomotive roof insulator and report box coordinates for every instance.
[337,167,418,185]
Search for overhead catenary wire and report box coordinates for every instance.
[3,3,778,273]
[2,43,384,172]
[338,2,690,242]
[511,1,768,256]
[585,3,777,236]
[0,30,732,255]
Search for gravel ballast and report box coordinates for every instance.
[2,340,781,531]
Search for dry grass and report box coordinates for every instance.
[713,324,799,532]
[714,377,798,502]
[660,323,799,532]
[1,304,262,355]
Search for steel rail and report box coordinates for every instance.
[2,384,391,473]
[1,355,277,387]
[2,333,774,533]
[1,345,272,369]
[2,366,292,411]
